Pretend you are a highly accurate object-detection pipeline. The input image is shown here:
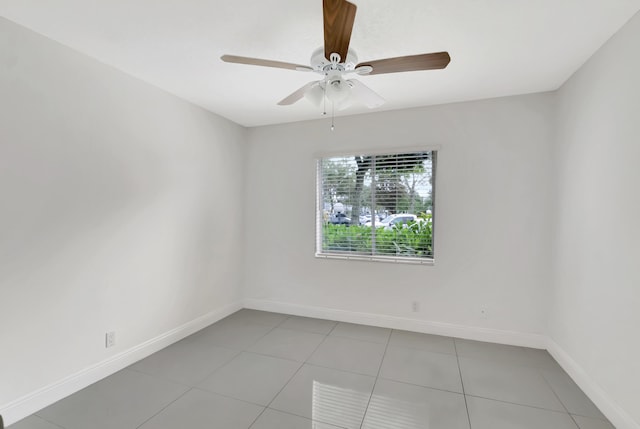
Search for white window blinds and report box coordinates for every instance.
[316,150,436,263]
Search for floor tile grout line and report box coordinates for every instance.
[191,383,356,428]
[223,322,292,361]
[274,314,292,328]
[537,365,610,423]
[124,345,376,421]
[464,393,577,414]
[183,348,242,387]
[390,331,459,356]
[385,342,460,358]
[307,331,335,360]
[327,333,389,345]
[453,339,473,429]
[264,325,331,335]
[190,385,274,408]
[134,387,194,429]
[356,327,392,429]
[275,327,337,335]
[246,407,268,429]
[373,375,465,395]
[326,320,340,336]
[455,356,563,372]
[236,327,384,427]
[246,349,316,427]
[328,321,392,345]
[300,361,381,378]
[135,313,283,429]
[301,321,334,366]
[328,326,392,345]
[253,322,332,424]
[537,369,609,423]
[279,360,317,401]
[235,349,308,364]
[129,312,329,429]
[245,333,328,363]
[565,412,611,423]
[278,315,339,335]
[129,349,243,390]
[538,368,582,428]
[255,407,350,429]
[216,313,313,428]
[29,414,68,429]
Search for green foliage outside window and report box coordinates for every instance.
[322,213,433,259]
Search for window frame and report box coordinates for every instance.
[315,146,438,265]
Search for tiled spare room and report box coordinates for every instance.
[1,1,639,429]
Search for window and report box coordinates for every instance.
[316,150,436,264]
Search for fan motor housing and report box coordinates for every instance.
[310,47,358,73]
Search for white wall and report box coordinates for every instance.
[0,17,246,419]
[244,93,554,342]
[550,11,640,429]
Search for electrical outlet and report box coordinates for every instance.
[480,309,488,319]
[105,331,116,348]
[412,301,420,312]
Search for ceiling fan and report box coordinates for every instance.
[221,0,450,110]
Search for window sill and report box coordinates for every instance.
[315,252,434,265]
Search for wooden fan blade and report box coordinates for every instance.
[357,52,451,75]
[221,55,312,71]
[278,81,318,106]
[323,0,357,63]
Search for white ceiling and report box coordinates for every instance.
[1,1,639,127]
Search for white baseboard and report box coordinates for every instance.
[546,339,639,429]
[243,298,547,349]
[0,300,242,426]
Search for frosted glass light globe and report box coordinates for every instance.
[304,83,324,106]
[325,79,350,105]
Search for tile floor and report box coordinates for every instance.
[8,310,615,429]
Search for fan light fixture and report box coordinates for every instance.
[325,78,351,104]
[304,78,351,107]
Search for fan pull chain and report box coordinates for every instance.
[322,83,327,116]
[320,82,334,131]
[331,102,335,131]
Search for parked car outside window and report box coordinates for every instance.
[364,214,418,229]
[329,213,351,225]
